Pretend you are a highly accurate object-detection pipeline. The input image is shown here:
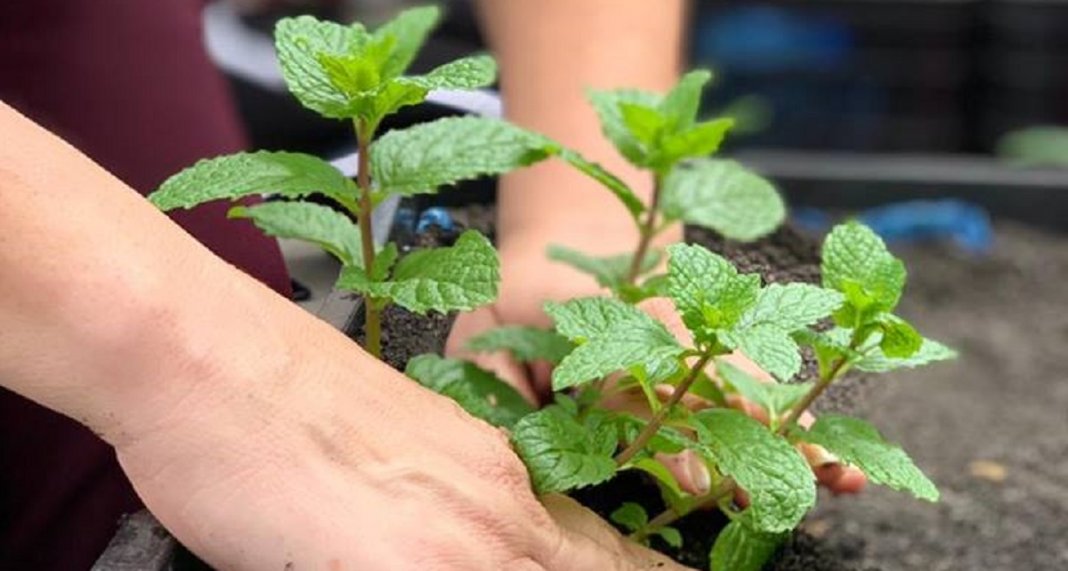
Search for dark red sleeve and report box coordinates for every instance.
[0,1,292,567]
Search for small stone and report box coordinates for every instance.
[969,459,1008,483]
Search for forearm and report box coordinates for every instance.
[0,101,376,447]
[478,0,688,251]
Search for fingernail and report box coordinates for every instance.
[800,443,840,467]
[688,458,711,494]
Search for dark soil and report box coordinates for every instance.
[806,222,1068,571]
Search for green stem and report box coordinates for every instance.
[776,352,852,437]
[629,479,735,543]
[625,180,662,286]
[614,351,714,466]
[355,119,382,359]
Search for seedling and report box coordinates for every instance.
[546,71,787,301]
[411,221,956,570]
[148,7,665,359]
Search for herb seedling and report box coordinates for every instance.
[545,71,787,301]
[412,221,956,570]
[148,7,652,359]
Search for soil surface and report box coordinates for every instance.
[806,222,1068,570]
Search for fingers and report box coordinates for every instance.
[799,442,868,495]
[445,307,539,404]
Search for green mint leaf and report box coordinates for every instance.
[630,457,688,506]
[511,406,618,494]
[855,336,957,373]
[876,314,923,358]
[657,527,684,549]
[657,118,734,165]
[556,150,644,219]
[336,230,498,313]
[710,520,785,571]
[720,324,802,382]
[666,243,760,344]
[405,54,497,91]
[659,69,713,132]
[609,502,649,533]
[149,151,358,213]
[275,16,371,119]
[821,221,907,314]
[546,297,684,391]
[372,5,440,79]
[738,283,844,332]
[369,241,398,281]
[797,415,939,501]
[619,102,666,147]
[547,245,660,290]
[365,80,430,122]
[661,159,786,242]
[588,88,662,166]
[614,414,695,456]
[372,116,554,196]
[228,202,363,267]
[466,326,575,365]
[405,354,534,429]
[693,409,816,532]
[717,360,812,425]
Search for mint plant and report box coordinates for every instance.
[148,7,659,359]
[412,221,955,570]
[547,70,787,300]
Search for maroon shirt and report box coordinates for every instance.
[1,0,291,567]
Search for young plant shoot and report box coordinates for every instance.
[415,221,956,570]
[547,70,787,301]
[148,7,655,359]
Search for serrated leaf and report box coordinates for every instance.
[630,457,688,504]
[661,159,786,241]
[467,326,575,365]
[546,298,684,390]
[336,230,498,313]
[547,245,660,290]
[738,283,844,332]
[721,324,802,382]
[855,336,957,373]
[610,502,648,533]
[275,16,371,119]
[588,88,662,166]
[405,54,497,91]
[710,520,785,571]
[228,202,363,267]
[798,415,939,501]
[511,406,618,494]
[666,243,759,344]
[718,360,812,426]
[821,221,907,313]
[372,5,440,79]
[371,116,555,196]
[556,150,644,219]
[657,118,734,166]
[620,102,666,146]
[370,241,398,281]
[876,314,923,358]
[149,151,358,212]
[693,409,816,532]
[660,69,713,132]
[405,354,534,429]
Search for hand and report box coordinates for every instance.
[447,245,866,498]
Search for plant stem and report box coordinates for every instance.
[626,181,662,285]
[775,357,849,437]
[629,479,735,543]
[355,119,382,358]
[614,351,713,466]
